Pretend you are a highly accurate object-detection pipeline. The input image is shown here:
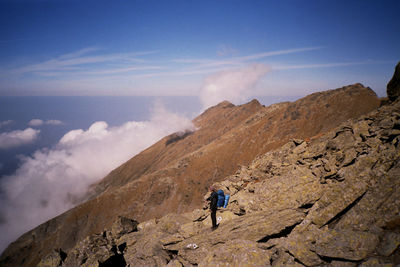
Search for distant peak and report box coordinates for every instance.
[216,100,235,108]
[247,99,261,106]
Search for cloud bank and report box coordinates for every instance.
[28,119,63,127]
[0,128,40,149]
[0,104,194,253]
[199,63,270,109]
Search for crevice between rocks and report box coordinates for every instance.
[323,191,367,229]
[257,221,302,243]
[317,254,361,264]
[98,245,127,267]
[286,250,307,266]
[299,202,315,210]
[59,249,67,263]
[165,249,179,264]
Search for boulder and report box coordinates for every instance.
[111,216,138,238]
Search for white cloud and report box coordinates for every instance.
[28,119,64,127]
[45,120,63,125]
[199,63,270,109]
[0,120,13,129]
[28,119,44,127]
[0,128,40,149]
[0,103,195,252]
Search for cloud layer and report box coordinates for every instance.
[28,119,63,127]
[0,103,194,253]
[199,63,270,109]
[0,128,40,149]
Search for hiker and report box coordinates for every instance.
[207,186,218,230]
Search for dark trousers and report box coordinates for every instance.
[211,209,217,228]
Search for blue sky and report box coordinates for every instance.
[0,0,399,98]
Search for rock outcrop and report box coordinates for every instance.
[0,84,382,266]
[28,98,400,266]
[388,62,400,101]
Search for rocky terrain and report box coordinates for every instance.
[33,93,400,266]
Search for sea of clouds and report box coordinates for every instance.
[0,102,195,253]
[0,63,269,253]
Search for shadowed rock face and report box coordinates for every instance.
[0,84,381,267]
[387,62,400,101]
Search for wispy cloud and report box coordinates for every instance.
[1,45,391,96]
[12,48,160,77]
[170,47,321,74]
[272,60,393,70]
[28,119,63,127]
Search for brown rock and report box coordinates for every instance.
[387,62,400,101]
[315,229,379,261]
[198,239,271,267]
[111,216,138,239]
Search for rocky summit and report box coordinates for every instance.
[2,81,396,267]
[33,95,400,266]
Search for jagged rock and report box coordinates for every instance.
[62,231,115,267]
[387,62,400,101]
[111,216,138,238]
[36,249,66,267]
[269,248,304,267]
[198,239,272,266]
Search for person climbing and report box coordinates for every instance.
[207,186,218,230]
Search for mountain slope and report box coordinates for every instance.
[35,93,400,266]
[0,83,380,267]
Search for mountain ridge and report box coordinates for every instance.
[33,93,400,266]
[0,83,381,267]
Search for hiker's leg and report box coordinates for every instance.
[211,210,217,228]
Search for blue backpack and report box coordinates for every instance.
[217,190,225,207]
[223,194,230,208]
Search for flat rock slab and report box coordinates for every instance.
[165,209,305,265]
[309,180,368,227]
[198,239,271,267]
[315,229,379,261]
